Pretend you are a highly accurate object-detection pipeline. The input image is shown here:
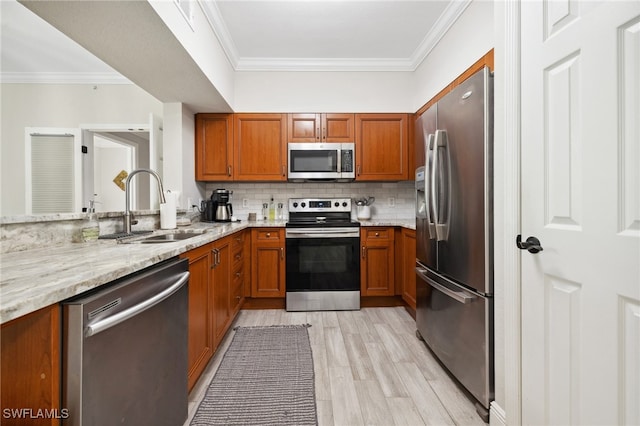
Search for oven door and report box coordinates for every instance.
[285,228,360,292]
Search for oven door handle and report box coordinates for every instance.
[286,228,360,238]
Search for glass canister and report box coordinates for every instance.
[277,203,284,220]
[262,203,269,221]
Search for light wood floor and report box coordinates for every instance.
[185,308,487,426]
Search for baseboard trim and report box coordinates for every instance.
[490,401,506,426]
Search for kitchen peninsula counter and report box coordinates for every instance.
[0,219,414,324]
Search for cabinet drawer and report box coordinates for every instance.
[232,231,245,249]
[232,246,244,267]
[233,266,244,286]
[254,229,282,241]
[231,278,243,311]
[363,227,393,241]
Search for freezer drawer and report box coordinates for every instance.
[415,264,493,409]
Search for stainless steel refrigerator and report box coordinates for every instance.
[415,66,493,420]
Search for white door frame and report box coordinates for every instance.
[493,1,523,425]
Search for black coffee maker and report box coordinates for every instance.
[201,189,234,222]
[211,188,233,222]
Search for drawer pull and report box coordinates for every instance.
[266,233,271,238]
[375,232,380,237]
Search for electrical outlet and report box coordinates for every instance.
[388,197,396,207]
[242,199,249,208]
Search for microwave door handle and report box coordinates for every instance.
[337,148,342,173]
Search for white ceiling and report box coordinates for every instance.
[1,0,469,80]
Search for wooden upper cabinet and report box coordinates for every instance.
[234,114,287,181]
[287,113,354,143]
[355,113,409,181]
[195,113,233,181]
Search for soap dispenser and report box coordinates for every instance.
[268,196,276,221]
[82,200,100,242]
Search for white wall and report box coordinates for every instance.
[411,0,495,112]
[162,102,204,210]
[233,71,414,112]
[149,0,236,110]
[0,83,163,216]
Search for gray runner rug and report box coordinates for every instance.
[190,324,317,426]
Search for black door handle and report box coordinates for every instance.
[516,234,543,254]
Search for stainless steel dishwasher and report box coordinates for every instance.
[62,257,189,426]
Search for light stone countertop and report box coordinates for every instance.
[0,219,414,324]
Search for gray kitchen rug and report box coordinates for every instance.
[190,324,318,426]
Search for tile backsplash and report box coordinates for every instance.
[203,181,416,221]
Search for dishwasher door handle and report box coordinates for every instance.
[85,271,190,337]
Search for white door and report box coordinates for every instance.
[521,1,640,425]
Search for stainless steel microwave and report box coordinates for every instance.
[288,142,355,181]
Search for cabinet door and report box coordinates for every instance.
[251,229,285,297]
[195,113,233,181]
[288,113,354,143]
[361,227,395,296]
[212,236,232,347]
[1,305,61,426]
[288,113,321,142]
[355,113,409,180]
[323,113,354,142]
[180,245,214,392]
[401,229,417,309]
[234,114,287,181]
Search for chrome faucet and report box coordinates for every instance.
[123,168,166,234]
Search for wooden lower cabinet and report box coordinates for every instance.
[361,227,395,296]
[180,243,215,392]
[181,230,246,391]
[230,230,248,315]
[211,235,232,347]
[0,305,61,426]
[400,228,417,310]
[251,228,285,298]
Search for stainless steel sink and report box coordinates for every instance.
[120,231,206,244]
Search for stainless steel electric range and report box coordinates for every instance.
[285,198,361,311]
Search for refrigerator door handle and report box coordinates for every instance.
[425,134,437,238]
[416,267,476,304]
[434,130,451,241]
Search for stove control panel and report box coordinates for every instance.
[289,198,352,213]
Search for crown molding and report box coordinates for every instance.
[199,0,240,69]
[410,0,473,69]
[0,72,132,85]
[235,57,416,72]
[199,0,472,72]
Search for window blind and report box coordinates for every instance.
[31,135,75,213]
